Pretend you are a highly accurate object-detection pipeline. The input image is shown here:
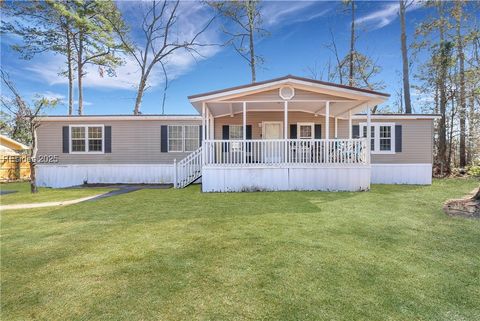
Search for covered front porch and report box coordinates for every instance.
[187,75,389,192]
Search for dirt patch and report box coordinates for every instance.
[443,186,480,219]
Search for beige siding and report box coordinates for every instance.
[214,111,336,139]
[37,119,201,164]
[37,116,434,166]
[337,118,434,164]
[215,113,433,164]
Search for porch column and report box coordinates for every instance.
[205,107,210,140]
[202,102,206,164]
[334,117,338,138]
[243,101,246,163]
[284,100,288,163]
[325,101,330,163]
[348,110,352,139]
[325,101,330,139]
[366,106,372,164]
[209,110,215,140]
[202,102,206,141]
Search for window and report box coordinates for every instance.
[70,125,103,153]
[362,126,375,150]
[184,125,199,152]
[298,123,314,139]
[229,125,243,140]
[168,125,201,152]
[379,126,392,151]
[71,127,86,152]
[88,127,103,152]
[168,125,183,152]
[360,123,395,154]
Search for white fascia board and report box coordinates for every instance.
[38,115,202,122]
[352,115,440,120]
[189,78,389,103]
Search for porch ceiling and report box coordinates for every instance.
[205,101,367,119]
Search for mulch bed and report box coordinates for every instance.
[443,186,480,219]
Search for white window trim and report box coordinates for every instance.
[297,122,314,139]
[69,124,105,154]
[359,122,396,154]
[167,125,201,153]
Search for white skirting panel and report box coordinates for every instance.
[371,163,432,185]
[202,165,371,192]
[36,164,174,188]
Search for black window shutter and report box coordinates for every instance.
[246,125,252,139]
[314,124,322,139]
[62,126,69,153]
[104,126,112,153]
[222,125,229,139]
[245,125,252,154]
[222,125,229,153]
[395,125,402,152]
[352,125,360,138]
[290,124,297,139]
[160,125,168,152]
[199,125,203,146]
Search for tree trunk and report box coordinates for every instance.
[438,53,448,173]
[67,29,74,115]
[437,3,449,174]
[448,99,456,167]
[134,74,147,115]
[456,2,466,167]
[30,123,38,193]
[349,0,355,86]
[247,0,256,83]
[77,32,84,115]
[467,90,476,164]
[399,0,412,114]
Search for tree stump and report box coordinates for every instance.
[443,185,480,218]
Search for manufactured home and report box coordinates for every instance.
[36,76,438,192]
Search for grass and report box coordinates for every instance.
[1,179,479,321]
[0,182,113,205]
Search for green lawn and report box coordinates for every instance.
[0,182,113,205]
[1,179,479,321]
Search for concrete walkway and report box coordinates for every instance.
[1,184,172,211]
[1,193,108,210]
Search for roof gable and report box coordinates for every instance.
[188,75,389,102]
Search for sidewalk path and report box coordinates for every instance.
[1,184,172,211]
[1,193,109,210]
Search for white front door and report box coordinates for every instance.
[263,122,283,139]
[262,122,283,162]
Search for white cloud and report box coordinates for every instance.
[25,58,139,90]
[261,1,320,26]
[37,91,65,101]
[356,1,421,30]
[20,1,320,91]
[74,100,92,106]
[24,1,221,91]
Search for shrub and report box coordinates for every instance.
[468,166,480,177]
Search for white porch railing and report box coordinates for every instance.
[203,139,369,166]
[174,146,202,188]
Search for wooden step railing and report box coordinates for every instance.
[174,146,202,188]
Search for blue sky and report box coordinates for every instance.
[1,1,447,115]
